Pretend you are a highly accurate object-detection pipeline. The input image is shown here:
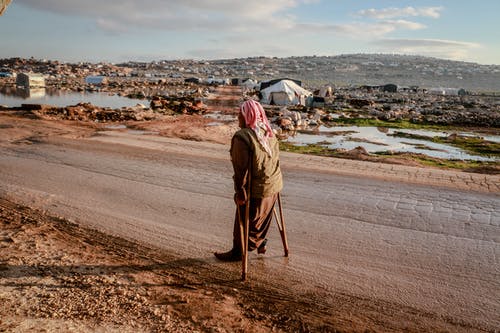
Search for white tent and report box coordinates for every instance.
[241,79,257,90]
[260,80,312,106]
[428,87,466,96]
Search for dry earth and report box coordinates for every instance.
[1,86,498,332]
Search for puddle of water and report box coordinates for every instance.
[104,124,128,129]
[101,125,158,135]
[203,111,236,122]
[203,111,236,127]
[0,86,146,109]
[286,126,499,161]
[127,130,159,135]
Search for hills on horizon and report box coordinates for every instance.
[128,53,500,92]
[2,53,500,92]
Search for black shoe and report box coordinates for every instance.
[257,239,267,254]
[214,249,242,262]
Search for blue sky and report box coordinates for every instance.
[1,0,499,64]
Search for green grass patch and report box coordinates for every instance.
[279,141,338,157]
[446,136,500,157]
[390,131,500,157]
[330,117,454,131]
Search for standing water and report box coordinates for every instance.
[286,126,500,161]
[0,87,147,109]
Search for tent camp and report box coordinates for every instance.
[260,79,312,106]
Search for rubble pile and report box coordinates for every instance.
[149,96,206,115]
[418,108,500,127]
[22,103,160,122]
[3,92,208,122]
[265,91,500,133]
[265,106,326,132]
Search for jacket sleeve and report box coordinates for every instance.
[230,134,251,202]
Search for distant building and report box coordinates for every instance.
[428,87,467,96]
[184,77,201,84]
[382,84,398,93]
[16,73,45,88]
[27,88,46,99]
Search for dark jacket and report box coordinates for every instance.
[230,128,283,199]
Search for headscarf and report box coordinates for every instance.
[240,99,274,157]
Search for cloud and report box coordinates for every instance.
[15,1,438,42]
[16,0,307,33]
[374,38,482,60]
[383,20,426,30]
[357,6,443,19]
[297,19,425,38]
[187,45,292,59]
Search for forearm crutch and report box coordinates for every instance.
[273,192,289,257]
[240,170,251,281]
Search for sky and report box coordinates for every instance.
[0,0,499,65]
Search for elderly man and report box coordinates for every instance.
[215,99,283,261]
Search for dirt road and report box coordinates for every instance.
[1,120,499,332]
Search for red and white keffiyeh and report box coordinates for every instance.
[240,100,274,157]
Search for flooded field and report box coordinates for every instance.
[0,87,146,109]
[286,126,500,161]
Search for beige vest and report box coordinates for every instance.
[234,128,283,198]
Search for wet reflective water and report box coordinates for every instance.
[203,111,237,122]
[286,126,499,161]
[0,86,146,108]
[103,124,158,135]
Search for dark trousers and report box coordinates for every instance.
[232,193,278,253]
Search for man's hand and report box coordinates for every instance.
[234,191,247,205]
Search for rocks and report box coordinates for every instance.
[349,98,373,108]
[150,96,206,115]
[324,88,500,128]
[269,106,325,131]
[346,146,369,156]
[278,117,294,130]
[29,102,158,122]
